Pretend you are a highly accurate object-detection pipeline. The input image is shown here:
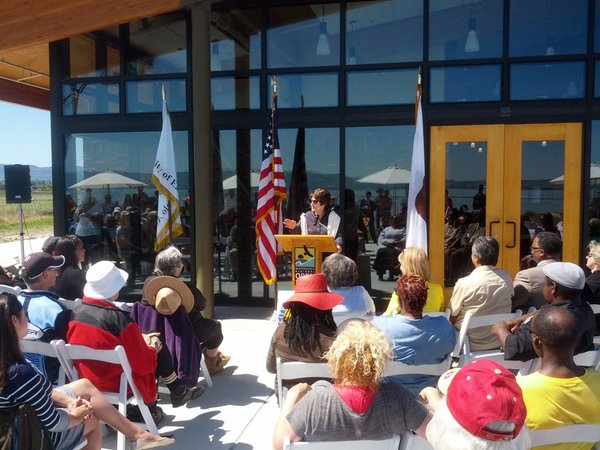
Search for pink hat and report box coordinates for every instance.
[283,273,343,310]
[446,360,526,442]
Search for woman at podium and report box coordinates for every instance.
[283,188,342,253]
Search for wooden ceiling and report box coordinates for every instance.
[0,0,196,109]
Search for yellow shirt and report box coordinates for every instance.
[518,369,600,450]
[383,282,445,315]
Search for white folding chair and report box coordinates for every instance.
[398,432,434,450]
[276,357,331,404]
[384,356,452,378]
[55,342,159,450]
[528,423,600,447]
[453,310,524,367]
[19,339,68,385]
[283,434,401,449]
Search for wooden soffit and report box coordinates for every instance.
[0,0,193,52]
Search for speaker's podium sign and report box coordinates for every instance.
[275,234,337,287]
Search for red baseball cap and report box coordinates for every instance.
[283,273,343,311]
[446,360,526,442]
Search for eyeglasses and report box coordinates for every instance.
[530,246,541,251]
[310,199,320,204]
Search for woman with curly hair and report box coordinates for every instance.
[266,273,342,393]
[383,246,445,314]
[373,274,456,394]
[273,319,431,449]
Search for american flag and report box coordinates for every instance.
[256,90,286,285]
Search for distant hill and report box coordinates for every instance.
[0,165,52,183]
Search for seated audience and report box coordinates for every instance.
[321,253,375,324]
[272,320,431,449]
[266,273,342,393]
[421,360,529,450]
[373,274,456,394]
[492,262,595,362]
[582,239,600,332]
[67,261,202,424]
[383,247,445,314]
[143,246,229,375]
[53,235,87,300]
[17,252,70,382]
[517,306,600,449]
[449,236,513,351]
[372,213,405,281]
[0,292,174,450]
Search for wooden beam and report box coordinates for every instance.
[0,0,187,52]
[0,78,49,110]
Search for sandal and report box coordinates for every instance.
[135,437,175,450]
[216,352,231,367]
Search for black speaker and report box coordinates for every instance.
[4,165,32,204]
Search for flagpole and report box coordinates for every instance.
[163,85,175,247]
[271,76,279,304]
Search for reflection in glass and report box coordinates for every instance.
[65,131,189,290]
[444,141,487,287]
[521,140,564,257]
[510,62,585,100]
[347,69,419,106]
[126,79,186,113]
[211,77,260,110]
[272,73,338,108]
[67,28,120,78]
[510,0,588,57]
[430,65,500,103]
[346,0,423,65]
[127,13,187,75]
[588,122,600,244]
[429,0,502,61]
[268,4,340,68]
[62,83,120,115]
[210,9,262,71]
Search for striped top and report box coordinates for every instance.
[0,360,70,448]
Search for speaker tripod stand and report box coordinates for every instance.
[18,203,25,264]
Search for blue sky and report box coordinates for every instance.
[0,101,51,167]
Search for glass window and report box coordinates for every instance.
[211,76,260,110]
[268,4,340,68]
[62,82,120,115]
[126,79,186,113]
[347,69,419,106]
[273,73,338,108]
[430,65,501,103]
[596,0,600,52]
[429,0,503,61]
[65,131,189,286]
[510,62,585,100]
[66,28,121,78]
[510,0,588,57]
[210,9,261,71]
[127,13,187,75]
[589,122,600,243]
[346,0,423,65]
[595,61,600,97]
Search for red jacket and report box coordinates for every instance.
[67,297,158,403]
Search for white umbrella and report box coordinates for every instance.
[69,171,147,194]
[550,164,600,184]
[222,170,260,190]
[357,164,411,185]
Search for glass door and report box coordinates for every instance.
[429,123,582,295]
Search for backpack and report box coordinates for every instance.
[0,404,53,450]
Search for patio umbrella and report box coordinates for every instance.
[222,170,260,190]
[356,164,411,185]
[69,171,147,195]
[550,164,600,184]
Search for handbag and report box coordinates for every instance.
[0,404,53,450]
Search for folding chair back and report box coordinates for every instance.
[276,357,331,404]
[55,342,158,450]
[19,339,67,385]
[283,434,401,449]
[528,423,600,447]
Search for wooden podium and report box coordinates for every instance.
[275,234,338,287]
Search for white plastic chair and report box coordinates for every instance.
[19,339,68,385]
[398,432,434,450]
[384,356,452,378]
[276,357,331,404]
[528,423,600,447]
[55,342,159,450]
[283,434,401,449]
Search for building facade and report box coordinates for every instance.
[46,0,600,310]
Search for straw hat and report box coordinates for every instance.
[143,276,194,316]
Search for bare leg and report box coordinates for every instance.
[69,379,166,444]
[81,414,101,450]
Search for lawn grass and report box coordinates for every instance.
[0,189,54,242]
